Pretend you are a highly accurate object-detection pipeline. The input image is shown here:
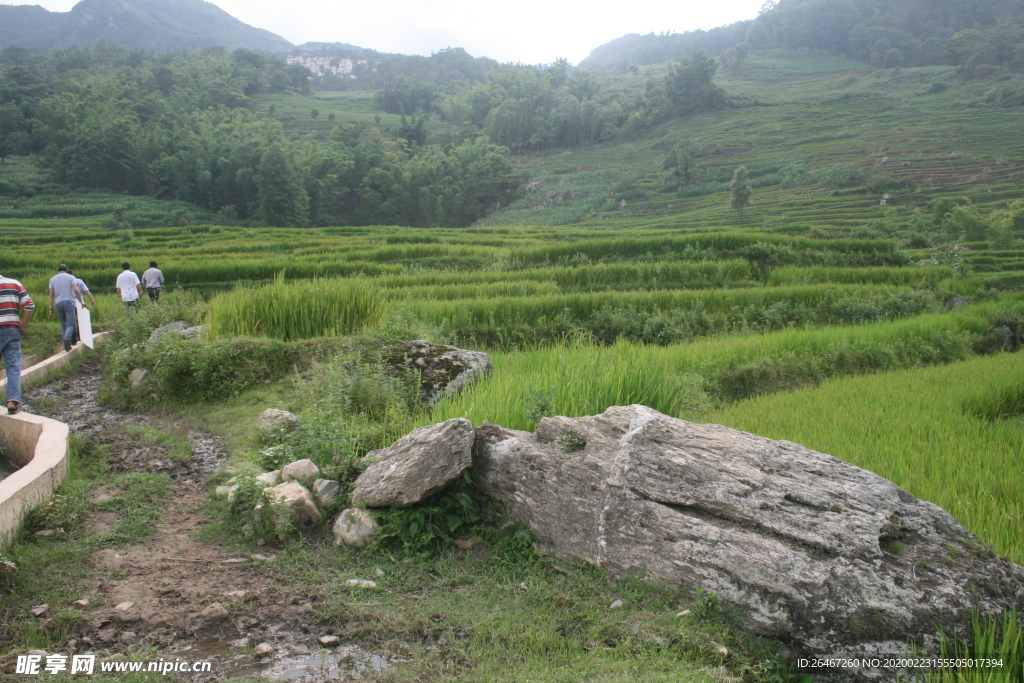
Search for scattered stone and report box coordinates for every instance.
[281,459,320,488]
[252,554,276,562]
[345,579,377,589]
[180,326,203,340]
[332,508,378,548]
[385,340,493,405]
[374,567,385,577]
[677,610,691,617]
[351,418,474,508]
[609,600,623,610]
[214,485,237,504]
[256,470,282,487]
[223,591,248,601]
[148,321,188,343]
[472,405,1024,665]
[231,637,251,648]
[312,479,341,507]
[318,635,341,646]
[263,481,322,528]
[454,538,473,551]
[254,642,275,658]
[73,599,89,607]
[119,631,137,642]
[26,650,47,657]
[30,604,49,617]
[34,529,63,536]
[114,601,135,612]
[129,368,148,388]
[257,409,300,434]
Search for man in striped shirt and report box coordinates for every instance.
[0,274,35,414]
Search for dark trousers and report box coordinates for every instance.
[147,287,161,302]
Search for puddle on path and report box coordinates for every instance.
[170,638,395,681]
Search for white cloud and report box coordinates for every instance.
[1,0,764,64]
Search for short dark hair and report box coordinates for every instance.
[149,261,158,268]
[122,262,131,270]
[57,264,69,272]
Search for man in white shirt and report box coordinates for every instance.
[116,262,143,310]
[142,261,165,302]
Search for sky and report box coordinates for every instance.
[0,0,766,64]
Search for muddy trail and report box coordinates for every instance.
[13,354,396,681]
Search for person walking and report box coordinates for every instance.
[68,269,97,308]
[142,261,164,302]
[116,263,143,310]
[48,264,80,352]
[0,273,35,414]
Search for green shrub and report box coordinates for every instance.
[371,472,480,553]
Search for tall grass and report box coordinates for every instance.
[205,276,388,341]
[430,304,1008,431]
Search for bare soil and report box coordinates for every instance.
[16,355,394,680]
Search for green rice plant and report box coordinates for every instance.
[923,612,1024,683]
[712,353,1024,563]
[204,275,388,341]
[769,265,954,287]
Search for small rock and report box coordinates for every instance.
[332,508,378,548]
[119,631,137,642]
[73,599,89,607]
[230,637,250,648]
[96,629,116,644]
[129,368,148,388]
[454,538,473,551]
[253,642,274,658]
[263,481,322,529]
[198,602,229,623]
[519,582,527,589]
[30,604,49,617]
[215,485,238,504]
[677,609,691,617]
[252,554,276,562]
[114,601,134,612]
[945,294,970,310]
[34,528,63,537]
[609,600,623,610]
[318,635,341,646]
[374,567,385,577]
[255,470,281,487]
[257,409,300,434]
[223,591,248,601]
[27,649,47,656]
[180,325,203,340]
[345,579,377,589]
[312,479,341,507]
[281,459,320,488]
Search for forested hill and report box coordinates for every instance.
[579,0,1024,73]
[0,0,293,53]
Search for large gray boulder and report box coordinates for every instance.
[385,340,492,405]
[148,321,188,343]
[473,405,1024,678]
[351,418,474,508]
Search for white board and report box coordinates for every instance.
[76,301,94,349]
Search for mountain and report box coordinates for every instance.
[0,0,293,53]
[579,0,1024,73]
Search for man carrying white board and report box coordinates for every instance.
[116,262,143,310]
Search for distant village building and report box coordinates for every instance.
[285,55,368,78]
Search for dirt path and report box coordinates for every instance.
[18,355,394,681]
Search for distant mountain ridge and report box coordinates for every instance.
[0,0,293,53]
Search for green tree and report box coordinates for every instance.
[730,165,752,221]
[255,145,309,227]
[663,139,696,187]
